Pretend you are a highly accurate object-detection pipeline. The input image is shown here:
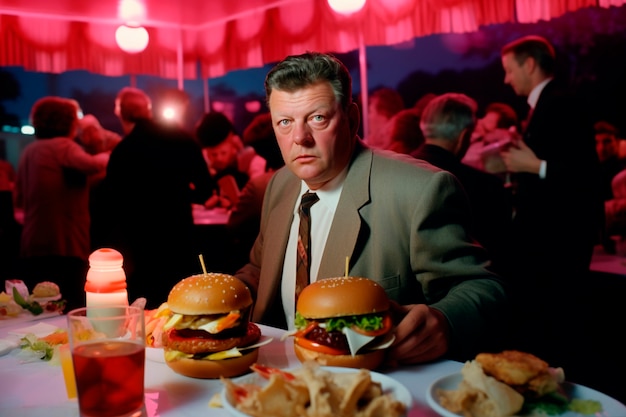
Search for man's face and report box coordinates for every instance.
[480,111,501,133]
[502,52,532,96]
[595,133,619,162]
[206,137,238,172]
[269,81,358,190]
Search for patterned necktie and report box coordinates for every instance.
[295,192,319,304]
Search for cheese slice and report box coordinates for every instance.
[198,316,229,334]
[342,327,376,356]
[163,313,182,331]
[206,348,242,360]
[165,337,274,362]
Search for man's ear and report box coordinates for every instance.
[348,102,361,138]
[456,127,472,158]
[524,56,538,74]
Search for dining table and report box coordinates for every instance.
[192,205,230,226]
[0,312,463,417]
[589,243,626,277]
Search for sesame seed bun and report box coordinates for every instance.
[32,281,60,298]
[167,273,252,315]
[296,277,389,319]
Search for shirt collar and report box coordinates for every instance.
[527,77,552,110]
[298,166,348,208]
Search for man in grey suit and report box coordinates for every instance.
[235,52,508,365]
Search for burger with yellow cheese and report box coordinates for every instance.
[161,273,262,379]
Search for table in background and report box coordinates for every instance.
[192,205,229,226]
[590,244,626,277]
[0,314,461,417]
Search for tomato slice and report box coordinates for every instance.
[250,363,295,381]
[294,322,318,338]
[350,314,393,337]
[294,336,350,355]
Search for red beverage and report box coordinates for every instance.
[73,341,145,417]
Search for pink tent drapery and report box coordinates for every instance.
[0,0,624,80]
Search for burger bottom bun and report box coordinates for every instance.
[294,343,385,370]
[164,348,259,379]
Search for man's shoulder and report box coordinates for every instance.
[371,147,442,176]
[459,163,506,193]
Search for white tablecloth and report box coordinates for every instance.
[0,314,462,417]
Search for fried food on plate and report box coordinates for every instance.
[476,350,563,396]
[222,361,407,417]
[439,360,524,417]
[437,350,565,417]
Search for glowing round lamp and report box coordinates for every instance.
[162,107,177,121]
[327,0,366,14]
[115,24,149,53]
[245,100,261,113]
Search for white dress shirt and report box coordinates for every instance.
[527,77,552,179]
[281,168,347,330]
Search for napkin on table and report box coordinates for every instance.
[8,322,60,338]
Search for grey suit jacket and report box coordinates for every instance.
[236,141,508,358]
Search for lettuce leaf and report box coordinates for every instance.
[19,333,54,361]
[12,287,44,315]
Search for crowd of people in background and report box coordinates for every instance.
[1,34,625,399]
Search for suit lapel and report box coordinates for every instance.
[318,144,372,279]
[262,174,300,281]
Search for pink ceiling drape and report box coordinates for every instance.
[0,0,623,80]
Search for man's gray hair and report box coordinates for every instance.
[264,52,352,111]
[420,93,477,141]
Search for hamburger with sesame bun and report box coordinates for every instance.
[161,273,262,379]
[291,277,394,370]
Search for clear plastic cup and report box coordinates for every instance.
[67,305,145,417]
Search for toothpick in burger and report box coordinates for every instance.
[288,277,395,370]
[161,273,265,379]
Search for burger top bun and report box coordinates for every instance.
[32,281,60,298]
[167,273,252,315]
[297,277,389,319]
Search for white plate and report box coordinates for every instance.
[146,347,165,363]
[222,366,413,417]
[0,310,63,329]
[427,373,626,417]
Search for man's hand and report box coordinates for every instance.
[204,192,220,209]
[500,139,542,174]
[385,302,450,367]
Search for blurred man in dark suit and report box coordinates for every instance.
[499,35,604,369]
[104,87,215,308]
